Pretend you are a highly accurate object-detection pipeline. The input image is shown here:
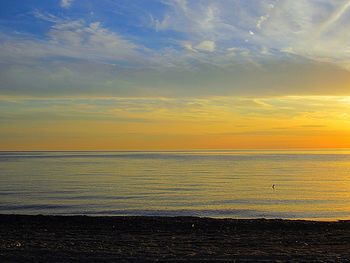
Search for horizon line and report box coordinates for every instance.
[1,148,350,152]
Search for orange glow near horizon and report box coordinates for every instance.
[1,96,350,151]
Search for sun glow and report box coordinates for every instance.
[1,95,350,150]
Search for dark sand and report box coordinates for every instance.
[0,215,350,262]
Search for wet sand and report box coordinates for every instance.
[0,215,349,262]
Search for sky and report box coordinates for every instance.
[1,0,350,150]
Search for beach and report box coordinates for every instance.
[1,215,349,262]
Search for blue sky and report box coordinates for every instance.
[1,0,350,98]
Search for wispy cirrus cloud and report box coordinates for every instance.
[1,1,350,98]
[60,0,73,9]
[153,0,350,67]
[0,10,147,65]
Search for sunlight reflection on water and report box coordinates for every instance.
[0,150,349,220]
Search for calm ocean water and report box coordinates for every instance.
[0,150,350,220]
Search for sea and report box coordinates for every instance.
[0,150,349,220]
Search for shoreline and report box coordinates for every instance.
[1,213,348,222]
[1,214,350,262]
